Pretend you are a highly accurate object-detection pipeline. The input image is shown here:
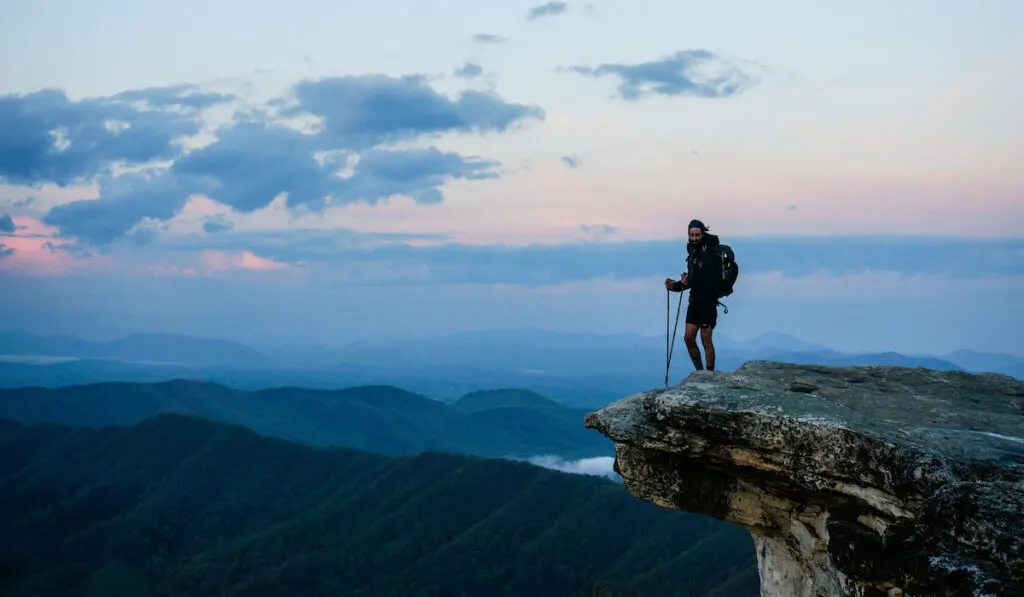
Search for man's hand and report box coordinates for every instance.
[664,278,676,291]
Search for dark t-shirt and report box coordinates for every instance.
[685,235,720,303]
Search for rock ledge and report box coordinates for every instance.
[584,361,1024,597]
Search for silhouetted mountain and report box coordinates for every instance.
[265,328,971,379]
[451,388,565,412]
[0,414,758,597]
[0,357,649,407]
[0,380,612,459]
[723,331,830,353]
[0,329,270,368]
[756,349,962,371]
[940,349,1024,380]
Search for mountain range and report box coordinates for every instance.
[0,414,758,597]
[4,327,1015,596]
[0,329,271,368]
[0,382,611,460]
[2,329,1021,407]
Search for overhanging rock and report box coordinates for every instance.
[584,361,1024,597]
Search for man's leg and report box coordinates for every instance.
[683,301,704,370]
[700,325,715,371]
[683,323,703,370]
[698,299,718,371]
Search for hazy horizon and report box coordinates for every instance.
[2,323,1021,362]
[2,0,1022,357]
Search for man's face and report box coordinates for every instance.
[688,227,703,244]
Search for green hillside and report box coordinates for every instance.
[0,381,610,459]
[451,388,566,413]
[0,415,758,597]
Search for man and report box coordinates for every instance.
[664,219,721,372]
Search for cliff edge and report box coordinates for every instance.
[584,361,1024,597]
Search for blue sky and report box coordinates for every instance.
[1,0,1022,355]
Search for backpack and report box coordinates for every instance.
[715,244,739,298]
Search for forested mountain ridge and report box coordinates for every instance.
[0,380,611,459]
[0,414,758,597]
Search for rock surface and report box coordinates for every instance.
[583,361,1024,597]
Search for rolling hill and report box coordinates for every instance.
[450,388,567,412]
[0,414,758,597]
[0,380,612,460]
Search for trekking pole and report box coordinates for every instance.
[665,286,683,388]
[665,288,670,387]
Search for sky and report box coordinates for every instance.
[1,0,1022,356]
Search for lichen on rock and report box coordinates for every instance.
[584,361,1024,597]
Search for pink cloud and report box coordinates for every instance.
[0,216,107,275]
[179,195,226,217]
[144,264,199,277]
[8,216,61,237]
[0,236,98,275]
[239,250,288,270]
[201,250,289,273]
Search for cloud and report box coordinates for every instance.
[170,121,341,213]
[334,146,500,205]
[560,155,581,169]
[42,171,196,245]
[567,49,756,100]
[3,216,56,238]
[525,455,619,479]
[45,143,502,245]
[0,87,232,187]
[202,250,289,273]
[0,213,13,233]
[110,83,237,110]
[44,240,94,258]
[17,74,544,246]
[454,61,483,79]
[12,197,35,208]
[472,33,508,44]
[579,224,616,236]
[526,1,568,21]
[160,233,1021,287]
[0,243,13,258]
[283,74,544,148]
[203,215,234,234]
[159,227,449,265]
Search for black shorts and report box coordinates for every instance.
[685,298,718,329]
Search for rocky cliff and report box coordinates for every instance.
[584,361,1024,597]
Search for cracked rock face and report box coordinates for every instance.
[583,361,1024,597]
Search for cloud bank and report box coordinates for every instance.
[149,232,1024,286]
[0,85,235,188]
[1,75,545,246]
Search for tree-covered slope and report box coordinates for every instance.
[0,380,610,459]
[0,415,758,597]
